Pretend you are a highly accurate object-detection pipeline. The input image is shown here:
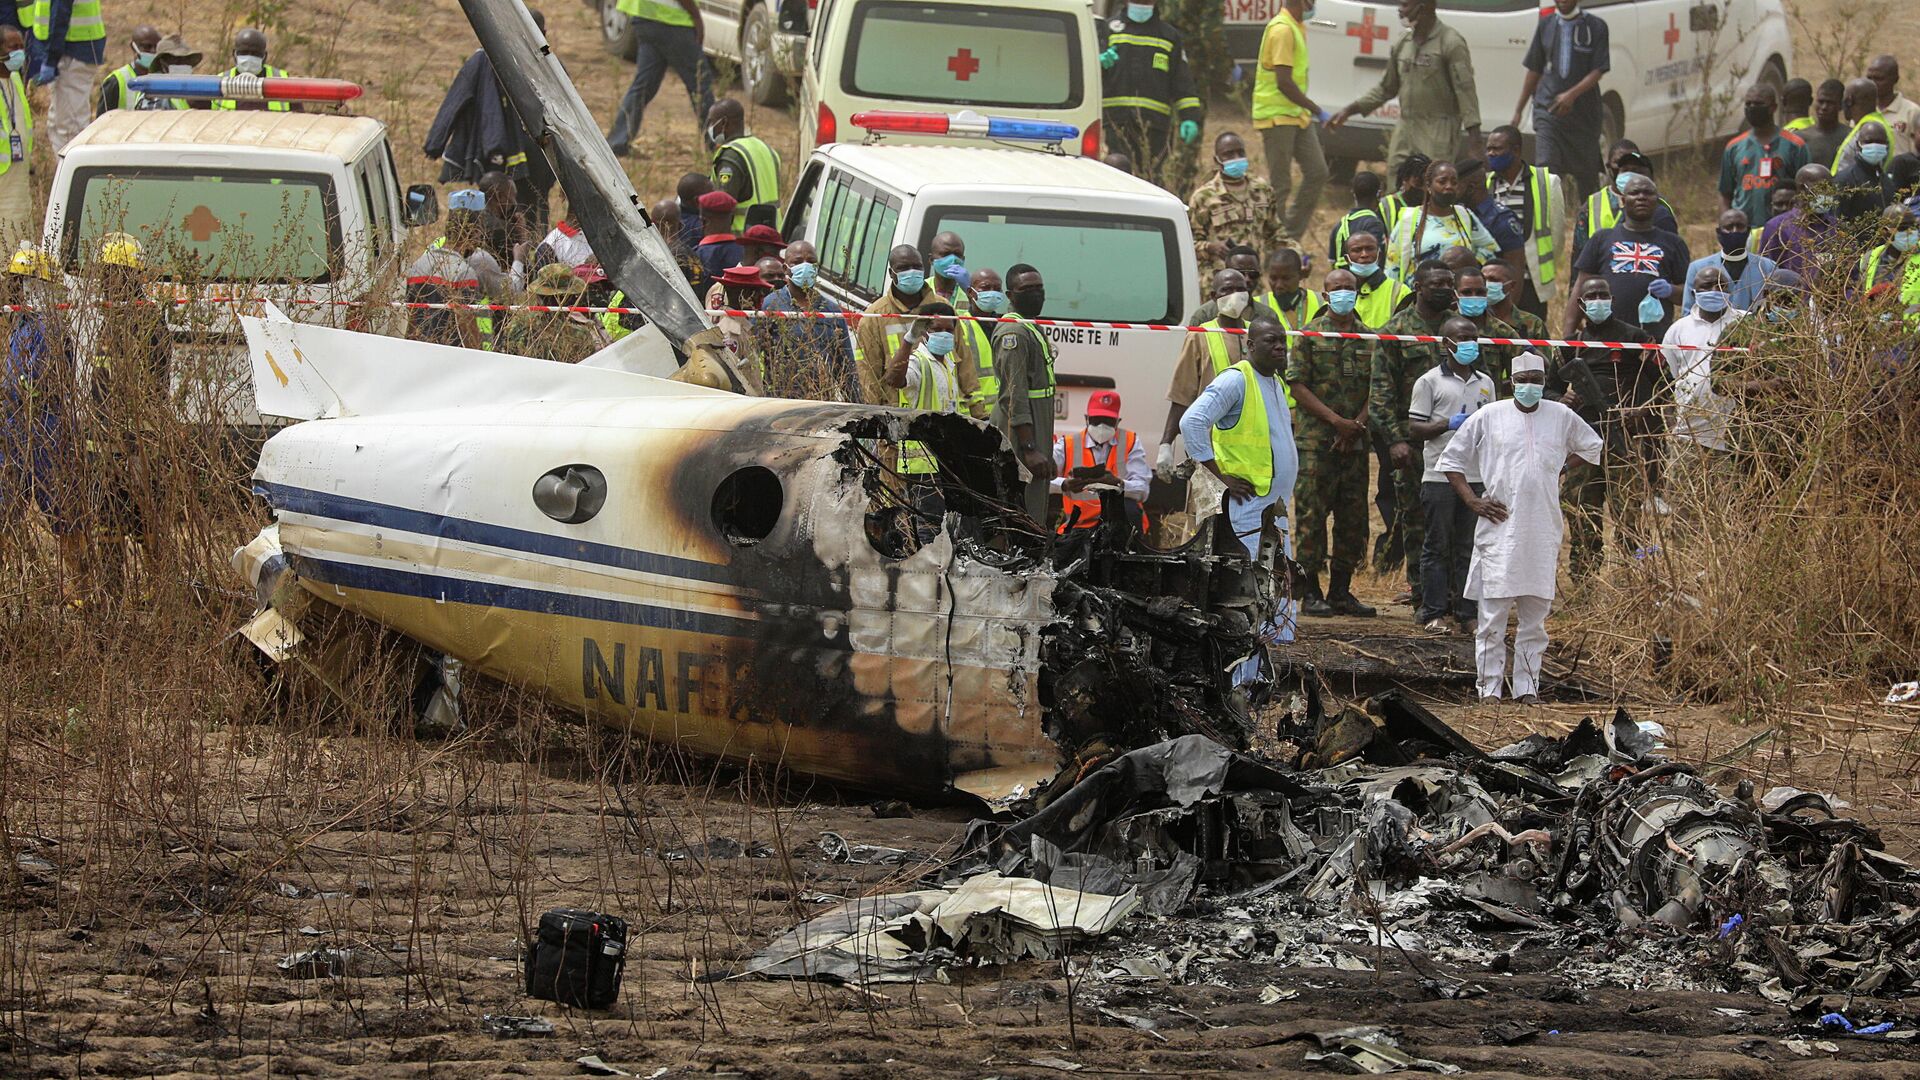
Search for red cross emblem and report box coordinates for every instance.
[183,205,223,242]
[1346,8,1387,55]
[947,47,981,81]
[1663,13,1681,60]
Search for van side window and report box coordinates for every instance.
[817,170,900,297]
[783,161,822,240]
[362,150,395,259]
[811,0,836,68]
[356,163,383,259]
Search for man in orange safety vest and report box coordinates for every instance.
[1052,390,1151,533]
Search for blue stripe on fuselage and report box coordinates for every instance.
[294,556,764,638]
[254,481,737,586]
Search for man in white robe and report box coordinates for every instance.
[1436,351,1604,702]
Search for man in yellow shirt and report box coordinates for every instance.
[1253,0,1330,241]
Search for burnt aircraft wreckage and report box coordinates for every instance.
[231,0,1280,802]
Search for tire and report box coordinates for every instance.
[741,3,788,107]
[602,0,638,61]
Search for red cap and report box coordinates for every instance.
[697,190,738,213]
[742,224,785,246]
[718,263,770,288]
[1086,390,1122,419]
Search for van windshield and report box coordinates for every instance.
[64,167,340,282]
[922,206,1178,324]
[845,3,1083,110]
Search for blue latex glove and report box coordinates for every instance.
[1099,47,1119,70]
[31,61,56,86]
[1178,120,1199,144]
[1313,108,1332,125]
[1447,406,1471,431]
[940,263,971,289]
[1645,277,1674,300]
[1636,293,1665,324]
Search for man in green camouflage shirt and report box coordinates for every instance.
[1452,265,1523,392]
[1189,132,1283,281]
[1285,266,1377,618]
[1368,261,1458,609]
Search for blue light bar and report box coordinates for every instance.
[129,74,363,102]
[985,117,1080,142]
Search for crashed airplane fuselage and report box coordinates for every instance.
[235,319,1273,801]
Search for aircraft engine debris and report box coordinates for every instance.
[232,314,1276,803]
[743,696,1920,1020]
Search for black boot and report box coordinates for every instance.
[1327,568,1377,618]
[1300,571,1333,617]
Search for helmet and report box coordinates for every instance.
[7,242,53,281]
[98,232,144,270]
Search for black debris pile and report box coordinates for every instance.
[741,692,1920,1018]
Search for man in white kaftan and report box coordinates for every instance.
[1435,351,1604,702]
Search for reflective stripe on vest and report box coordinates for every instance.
[1008,316,1056,399]
[212,66,292,110]
[1380,192,1411,233]
[1861,245,1920,324]
[0,74,30,177]
[897,348,957,475]
[1213,360,1274,497]
[953,292,996,407]
[105,65,141,110]
[1102,95,1169,114]
[475,296,495,350]
[1354,277,1409,329]
[714,135,781,232]
[1057,429,1139,532]
[1200,319,1234,375]
[1331,209,1381,264]
[1251,11,1308,123]
[616,0,695,28]
[31,0,104,42]
[1525,166,1557,285]
[1586,189,1619,234]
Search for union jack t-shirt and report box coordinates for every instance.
[1574,225,1692,336]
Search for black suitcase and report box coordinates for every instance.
[525,908,628,1008]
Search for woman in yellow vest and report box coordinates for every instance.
[0,27,34,242]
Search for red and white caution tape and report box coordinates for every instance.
[0,296,1745,352]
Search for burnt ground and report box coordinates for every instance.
[8,594,1920,1078]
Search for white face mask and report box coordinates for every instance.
[1217,290,1251,318]
[1086,422,1117,443]
[167,63,194,74]
[234,54,265,75]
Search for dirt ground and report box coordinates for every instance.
[4,3,1917,1078]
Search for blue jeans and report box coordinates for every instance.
[607,20,715,151]
[1418,479,1480,625]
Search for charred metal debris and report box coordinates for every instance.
[743,691,1920,1025]
[836,412,1277,765]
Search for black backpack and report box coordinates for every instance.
[525,908,628,1009]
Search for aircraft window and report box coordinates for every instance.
[532,464,608,524]
[712,466,783,545]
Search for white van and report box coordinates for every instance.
[797,0,1105,159]
[1224,0,1792,164]
[781,142,1199,453]
[593,0,811,106]
[45,108,436,431]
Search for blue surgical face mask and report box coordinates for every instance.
[1512,382,1545,407]
[893,269,926,294]
[1810,194,1838,214]
[3,50,22,74]
[788,261,818,289]
[1615,171,1647,193]
[1636,293,1665,324]
[1485,281,1507,304]
[1766,302,1800,322]
[1220,157,1250,180]
[930,253,964,276]
[1347,260,1379,279]
[974,289,1008,314]
[1895,230,1920,253]
[1583,299,1613,323]
[1326,288,1358,314]
[1453,340,1481,364]
[1861,143,1891,166]
[136,51,158,67]
[1457,295,1488,317]
[1695,290,1729,314]
[1486,151,1516,173]
[925,330,956,357]
[1126,3,1154,22]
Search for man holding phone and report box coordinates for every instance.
[1053,391,1150,533]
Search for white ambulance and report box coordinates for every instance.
[1223,0,1792,165]
[43,102,438,431]
[796,0,1106,158]
[780,129,1198,453]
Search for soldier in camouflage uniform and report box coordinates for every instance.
[1368,262,1458,610]
[1189,132,1282,281]
[1285,266,1377,617]
[1484,261,1549,350]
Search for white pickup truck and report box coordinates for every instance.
[594,0,812,105]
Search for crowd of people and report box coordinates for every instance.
[5,2,1917,702]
